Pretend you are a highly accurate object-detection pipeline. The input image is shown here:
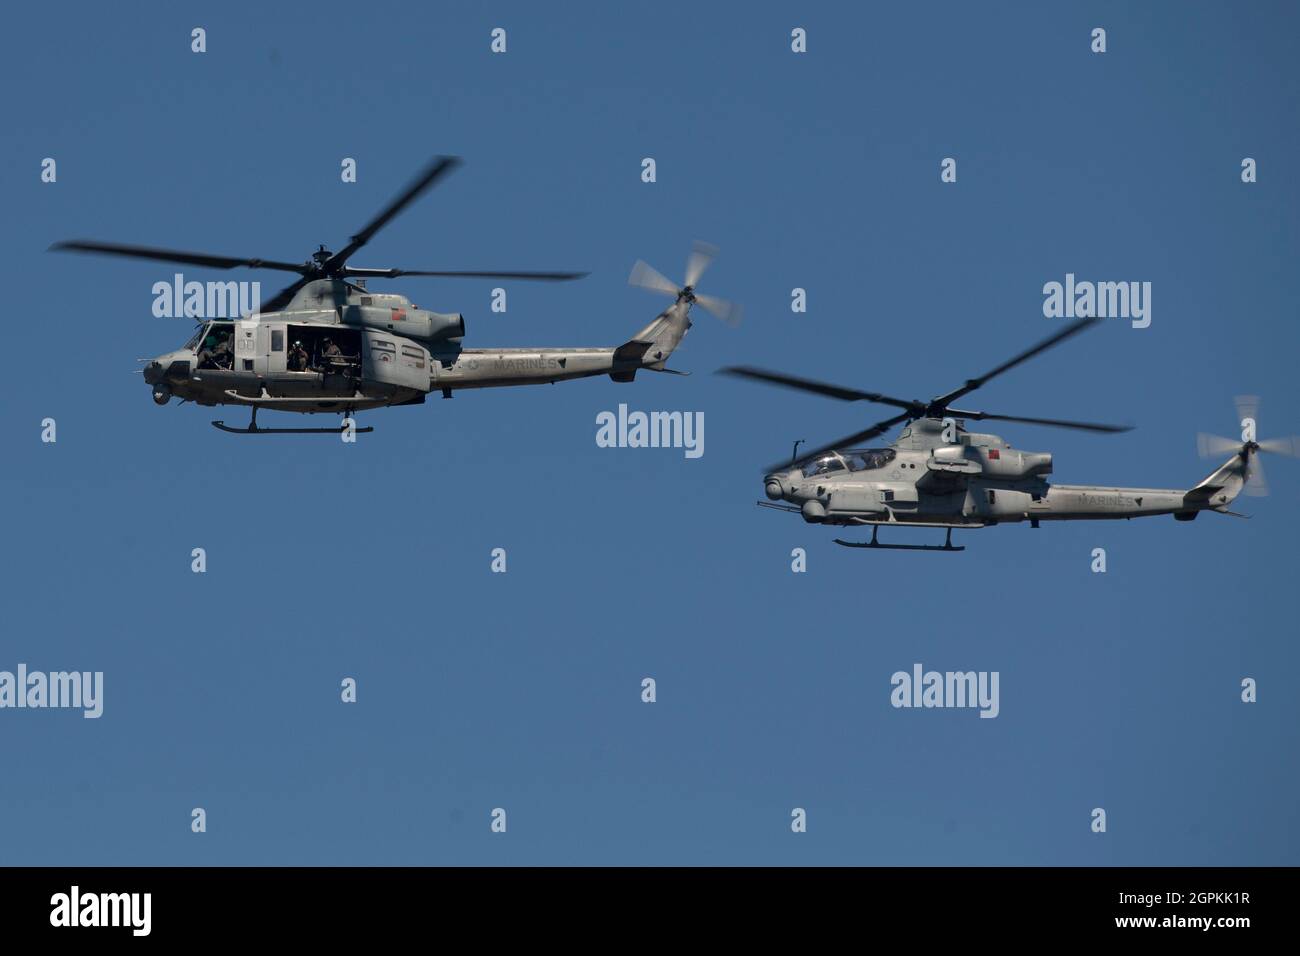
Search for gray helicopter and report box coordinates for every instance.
[52,157,738,434]
[723,319,1295,551]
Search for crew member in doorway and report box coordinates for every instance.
[322,337,342,366]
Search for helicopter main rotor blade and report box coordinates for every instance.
[766,412,914,474]
[257,276,314,314]
[931,318,1100,409]
[325,156,463,272]
[947,408,1132,433]
[343,267,587,281]
[719,366,917,410]
[50,240,307,274]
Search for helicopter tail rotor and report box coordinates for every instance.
[628,240,742,326]
[1195,396,1297,500]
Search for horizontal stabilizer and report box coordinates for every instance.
[612,340,652,366]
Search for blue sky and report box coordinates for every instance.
[0,0,1296,865]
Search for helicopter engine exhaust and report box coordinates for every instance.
[341,303,466,344]
[980,449,1053,479]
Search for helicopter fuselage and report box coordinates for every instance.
[143,279,694,415]
[57,159,727,432]
[764,418,1242,528]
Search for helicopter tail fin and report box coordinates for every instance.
[610,338,653,383]
[1186,447,1251,511]
[610,302,693,382]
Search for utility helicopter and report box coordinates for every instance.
[51,156,739,434]
[722,319,1295,552]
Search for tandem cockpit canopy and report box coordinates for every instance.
[800,448,897,477]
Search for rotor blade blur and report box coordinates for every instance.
[50,240,306,273]
[767,412,913,474]
[326,156,462,270]
[628,259,679,296]
[1245,455,1268,497]
[1233,394,1260,429]
[719,366,917,408]
[952,410,1132,433]
[932,318,1100,408]
[1258,436,1299,457]
[1197,433,1241,458]
[684,240,717,289]
[344,267,587,281]
[694,293,743,327]
[258,276,312,314]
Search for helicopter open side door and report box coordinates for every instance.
[362,331,428,392]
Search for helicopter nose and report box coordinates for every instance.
[764,475,785,500]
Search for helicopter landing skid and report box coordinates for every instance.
[211,405,373,435]
[211,420,374,435]
[834,526,965,553]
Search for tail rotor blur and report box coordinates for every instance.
[1197,395,1298,497]
[629,240,742,327]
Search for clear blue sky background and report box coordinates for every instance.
[1,1,1296,865]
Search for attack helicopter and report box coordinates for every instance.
[722,319,1295,552]
[51,156,739,434]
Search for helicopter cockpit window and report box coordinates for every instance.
[183,325,206,351]
[801,456,846,478]
[845,448,897,472]
[196,322,235,370]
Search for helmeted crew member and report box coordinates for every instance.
[288,340,309,371]
[210,333,232,369]
[321,337,342,367]
[197,331,230,369]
